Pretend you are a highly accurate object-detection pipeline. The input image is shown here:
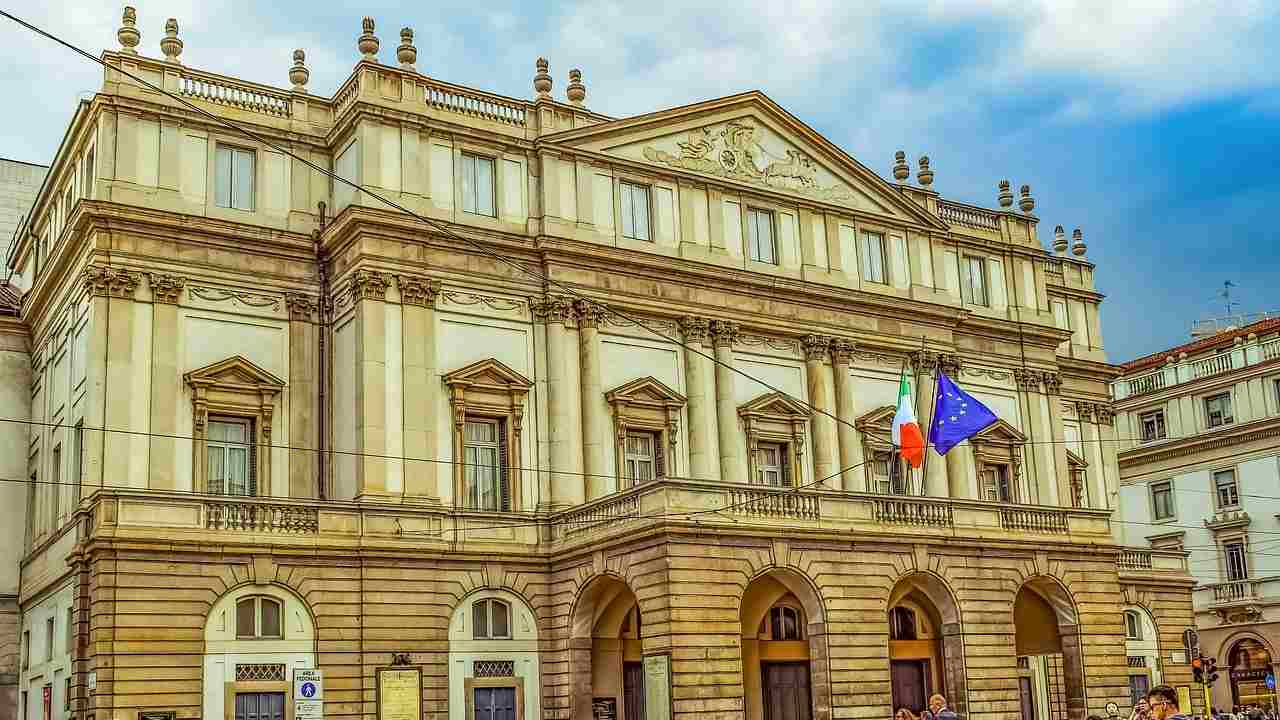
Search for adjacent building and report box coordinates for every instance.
[2,7,1199,720]
[1115,316,1280,711]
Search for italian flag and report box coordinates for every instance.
[892,367,925,469]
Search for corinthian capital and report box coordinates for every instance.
[710,320,739,348]
[1012,367,1041,392]
[831,338,855,365]
[397,275,440,307]
[285,293,318,321]
[574,298,605,329]
[148,273,185,304]
[680,316,710,346]
[83,264,141,299]
[531,295,576,326]
[348,269,391,302]
[801,334,831,361]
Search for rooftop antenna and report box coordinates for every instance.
[1218,280,1239,317]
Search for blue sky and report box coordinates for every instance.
[2,1,1277,361]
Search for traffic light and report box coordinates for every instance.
[1192,654,1204,684]
[1205,656,1220,684]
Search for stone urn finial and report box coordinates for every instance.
[160,18,182,63]
[117,6,140,54]
[566,68,586,106]
[397,27,417,71]
[1018,184,1035,213]
[892,151,910,182]
[533,57,552,100]
[358,17,379,61]
[289,49,310,92]
[997,179,1013,208]
[916,155,934,187]
[1071,228,1087,257]
[1052,225,1068,255]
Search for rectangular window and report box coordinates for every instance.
[1225,541,1248,581]
[1215,468,1239,509]
[22,630,29,669]
[51,444,62,529]
[65,677,71,711]
[73,422,84,511]
[961,255,989,306]
[1205,392,1234,428]
[861,231,887,284]
[982,464,1013,502]
[1128,675,1150,707]
[624,431,656,484]
[215,145,255,211]
[460,153,496,217]
[464,418,506,511]
[25,467,37,548]
[67,606,75,656]
[746,208,776,264]
[1052,300,1069,330]
[46,617,54,661]
[1151,481,1174,520]
[82,148,95,199]
[756,442,790,486]
[207,418,252,496]
[619,182,652,241]
[1139,410,1167,443]
[1124,611,1142,640]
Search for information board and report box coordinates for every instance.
[377,667,423,720]
[1176,686,1192,714]
[643,654,673,720]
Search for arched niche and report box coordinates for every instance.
[1122,606,1162,701]
[887,572,968,716]
[1014,576,1085,720]
[202,583,316,720]
[740,568,829,720]
[448,588,541,720]
[568,575,646,720]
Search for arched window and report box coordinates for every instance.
[889,606,917,641]
[1123,610,1143,640]
[235,597,282,639]
[473,598,511,640]
[769,605,803,641]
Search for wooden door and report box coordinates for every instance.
[624,661,647,720]
[475,686,518,720]
[1019,677,1037,720]
[891,660,928,713]
[763,662,812,720]
[234,692,285,720]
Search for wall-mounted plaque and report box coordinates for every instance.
[643,654,673,720]
[377,667,423,720]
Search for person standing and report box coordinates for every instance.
[928,694,959,720]
[1147,685,1192,720]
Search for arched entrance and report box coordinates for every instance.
[447,588,541,720]
[741,568,830,720]
[569,575,645,720]
[1122,607,1161,704]
[887,573,968,716]
[1014,577,1086,720]
[1229,638,1277,710]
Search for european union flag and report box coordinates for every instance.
[929,371,998,455]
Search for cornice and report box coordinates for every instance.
[1118,416,1280,469]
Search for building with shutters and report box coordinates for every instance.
[2,7,1200,720]
[1114,316,1280,711]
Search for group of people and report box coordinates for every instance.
[1213,705,1279,720]
[895,694,960,720]
[1129,686,1200,720]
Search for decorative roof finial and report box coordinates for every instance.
[117,6,140,54]
[566,68,586,106]
[397,27,417,71]
[1018,184,1035,213]
[997,180,1013,208]
[916,155,934,187]
[1071,228,1087,257]
[358,17,379,61]
[533,57,552,100]
[289,49,310,92]
[160,18,182,63]
[1053,225,1068,255]
[892,151,910,182]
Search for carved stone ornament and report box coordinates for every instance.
[397,275,440,307]
[357,17,379,60]
[148,273,186,304]
[397,27,417,71]
[1074,401,1097,423]
[938,353,961,376]
[910,350,939,374]
[533,57,552,99]
[801,335,831,362]
[916,155,934,187]
[1095,404,1115,426]
[117,6,140,54]
[642,120,857,204]
[566,68,586,106]
[289,49,310,91]
[531,295,576,326]
[348,269,391,302]
[710,320,740,348]
[892,151,910,182]
[680,316,711,346]
[831,338,856,365]
[1040,371,1062,395]
[285,293,318,321]
[1019,184,1035,214]
[574,299,605,329]
[83,265,141,299]
[997,180,1014,208]
[1012,367,1041,392]
[160,18,182,63]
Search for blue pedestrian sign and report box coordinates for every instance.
[294,668,324,701]
[301,681,317,698]
[1266,674,1275,690]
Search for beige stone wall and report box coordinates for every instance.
[0,595,17,720]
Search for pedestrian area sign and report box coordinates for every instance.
[295,668,324,720]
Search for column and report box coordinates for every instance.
[80,268,112,496]
[1077,403,1107,511]
[540,297,584,507]
[946,442,979,499]
[577,300,610,499]
[148,273,185,490]
[94,266,143,488]
[711,320,745,482]
[284,293,318,498]
[1043,373,1072,506]
[802,335,838,484]
[399,276,440,503]
[1015,369,1058,506]
[352,270,392,501]
[680,317,721,481]
[1096,405,1121,518]
[831,340,863,491]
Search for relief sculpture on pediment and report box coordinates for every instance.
[641,120,856,204]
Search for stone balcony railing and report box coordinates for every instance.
[1204,578,1264,606]
[1116,548,1189,574]
[1114,334,1280,400]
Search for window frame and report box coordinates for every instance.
[463,416,508,512]
[460,151,497,218]
[206,415,254,497]
[619,181,653,242]
[1213,467,1240,510]
[472,598,512,640]
[961,254,989,307]
[623,430,657,485]
[1224,540,1249,582]
[1205,392,1234,429]
[21,629,29,669]
[45,616,54,661]
[1123,610,1142,640]
[756,441,788,487]
[1139,409,1167,443]
[860,230,888,284]
[765,604,803,641]
[1150,480,1175,521]
[214,144,256,211]
[746,207,777,265]
[981,462,1014,503]
[889,606,918,641]
[235,596,284,640]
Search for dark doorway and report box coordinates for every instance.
[1019,677,1037,720]
[475,686,518,720]
[763,662,812,720]
[234,692,285,720]
[890,659,930,713]
[624,661,646,720]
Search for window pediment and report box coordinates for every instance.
[607,376,686,484]
[606,376,686,410]
[738,392,812,423]
[972,418,1026,446]
[442,357,534,394]
[184,355,285,395]
[855,405,897,451]
[1066,449,1087,469]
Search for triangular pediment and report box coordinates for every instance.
[606,376,687,407]
[443,357,533,389]
[184,355,284,389]
[1066,448,1088,468]
[738,391,812,419]
[542,92,947,229]
[855,405,897,431]
[973,418,1026,444]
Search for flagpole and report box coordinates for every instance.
[916,336,931,497]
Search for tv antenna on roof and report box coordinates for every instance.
[1218,280,1240,317]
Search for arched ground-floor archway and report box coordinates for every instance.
[740,568,830,720]
[569,575,646,720]
[1014,576,1087,720]
[1229,637,1278,710]
[887,572,968,717]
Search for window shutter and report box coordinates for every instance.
[655,435,666,480]
[248,419,259,497]
[497,419,510,511]
[780,443,792,486]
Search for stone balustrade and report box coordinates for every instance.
[936,199,1000,230]
[1115,330,1279,400]
[178,70,292,118]
[872,496,954,528]
[999,507,1070,534]
[1117,548,1153,570]
[205,498,319,533]
[1209,579,1260,604]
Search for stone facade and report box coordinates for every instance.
[0,158,48,287]
[0,9,1198,720]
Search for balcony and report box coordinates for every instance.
[1114,333,1279,400]
[1206,578,1261,606]
[1116,548,1190,575]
